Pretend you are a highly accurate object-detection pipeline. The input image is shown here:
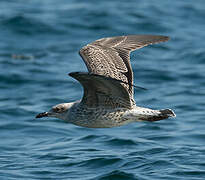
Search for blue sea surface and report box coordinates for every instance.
[1,0,205,179]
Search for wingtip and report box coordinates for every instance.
[152,35,170,43]
[69,72,88,76]
[150,35,170,46]
[68,72,74,76]
[149,35,170,42]
[68,72,79,77]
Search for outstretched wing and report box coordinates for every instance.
[79,35,169,104]
[69,72,132,109]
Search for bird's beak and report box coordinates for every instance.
[36,112,49,118]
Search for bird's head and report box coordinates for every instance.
[36,103,74,120]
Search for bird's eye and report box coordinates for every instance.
[53,107,60,113]
[53,106,65,113]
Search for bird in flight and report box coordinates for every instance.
[36,35,176,128]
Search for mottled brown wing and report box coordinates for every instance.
[79,35,169,103]
[69,72,132,109]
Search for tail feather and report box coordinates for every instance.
[140,109,176,122]
[159,109,176,118]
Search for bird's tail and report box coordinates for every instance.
[144,109,176,122]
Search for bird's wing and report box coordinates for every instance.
[69,72,132,109]
[79,35,169,104]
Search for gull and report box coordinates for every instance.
[36,35,176,128]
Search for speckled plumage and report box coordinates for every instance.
[36,35,176,128]
[66,102,129,128]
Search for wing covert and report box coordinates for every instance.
[69,72,132,109]
[79,35,169,102]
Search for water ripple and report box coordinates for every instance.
[0,0,205,180]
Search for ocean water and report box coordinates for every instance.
[1,0,205,179]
